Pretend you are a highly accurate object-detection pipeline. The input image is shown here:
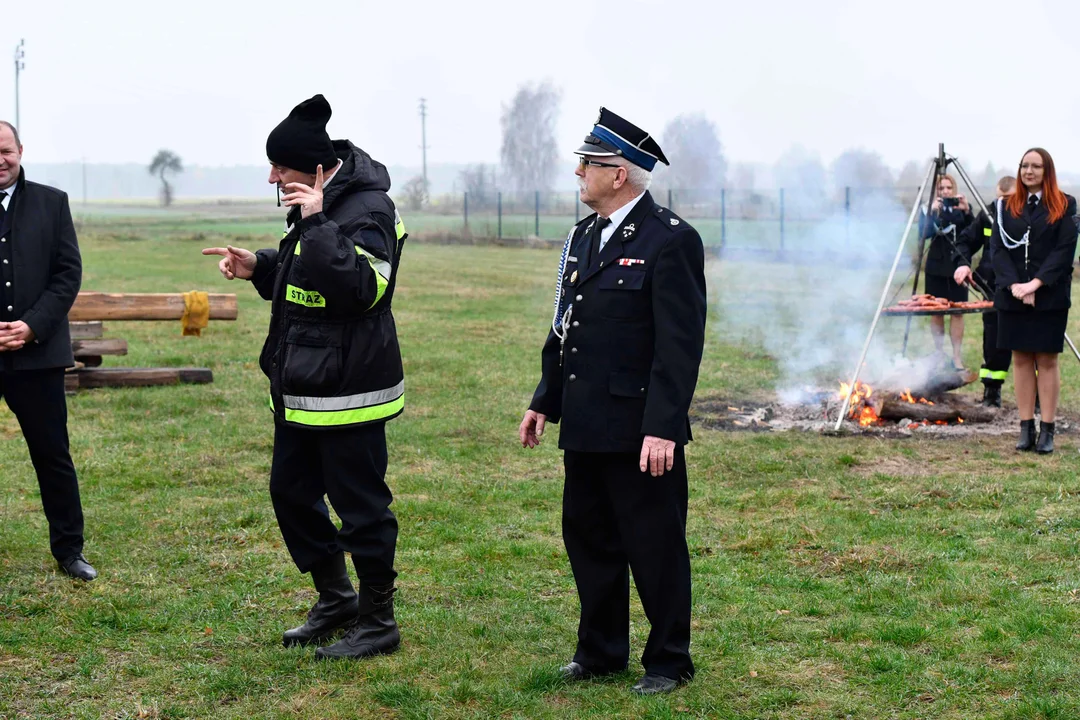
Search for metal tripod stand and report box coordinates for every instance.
[834,143,1080,431]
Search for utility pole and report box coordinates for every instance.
[418,98,429,190]
[13,39,25,131]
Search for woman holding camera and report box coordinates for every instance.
[991,148,1078,454]
[921,174,974,369]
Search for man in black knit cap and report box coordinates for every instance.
[203,94,407,660]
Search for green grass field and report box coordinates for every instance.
[2,222,1080,719]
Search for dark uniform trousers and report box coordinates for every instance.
[0,368,85,559]
[981,310,1011,387]
[269,420,398,585]
[563,448,694,681]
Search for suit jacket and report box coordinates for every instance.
[0,168,81,370]
[529,191,707,453]
[953,204,997,290]
[920,205,973,277]
[991,193,1078,313]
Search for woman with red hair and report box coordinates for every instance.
[991,148,1078,454]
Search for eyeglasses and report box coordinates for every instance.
[578,157,620,171]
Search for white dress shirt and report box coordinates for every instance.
[598,190,646,252]
[0,183,13,212]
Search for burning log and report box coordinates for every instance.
[874,395,996,424]
[902,367,978,399]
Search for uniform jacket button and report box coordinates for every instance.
[575,294,582,301]
[571,347,578,354]
[618,279,624,285]
[572,321,579,328]
[569,374,577,382]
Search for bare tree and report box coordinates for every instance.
[458,164,495,209]
[499,81,561,194]
[831,149,893,193]
[400,175,428,212]
[656,114,726,198]
[148,149,183,207]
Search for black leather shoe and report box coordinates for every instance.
[1016,419,1037,451]
[283,554,359,648]
[58,554,98,581]
[1036,422,1055,454]
[631,673,681,695]
[315,584,400,660]
[982,385,1002,408]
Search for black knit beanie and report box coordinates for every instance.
[266,94,338,174]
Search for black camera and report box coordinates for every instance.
[941,197,960,209]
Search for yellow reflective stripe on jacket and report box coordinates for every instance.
[285,284,326,307]
[984,227,992,236]
[979,368,1008,381]
[271,381,405,427]
[284,395,404,426]
[356,246,391,308]
[395,210,406,240]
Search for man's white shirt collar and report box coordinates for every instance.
[0,183,14,211]
[598,190,646,251]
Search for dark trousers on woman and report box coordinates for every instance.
[269,421,398,585]
[980,310,1012,387]
[562,449,694,682]
[0,368,85,560]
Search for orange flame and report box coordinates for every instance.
[838,381,881,427]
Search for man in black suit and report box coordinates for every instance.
[519,108,707,695]
[0,120,96,581]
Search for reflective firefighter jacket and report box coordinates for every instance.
[251,140,406,429]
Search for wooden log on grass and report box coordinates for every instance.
[69,293,238,322]
[68,321,104,339]
[875,396,997,424]
[67,367,213,389]
[72,338,128,357]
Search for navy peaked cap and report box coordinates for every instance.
[575,107,669,171]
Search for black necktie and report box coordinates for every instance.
[1028,195,1039,215]
[590,217,612,265]
[0,191,7,231]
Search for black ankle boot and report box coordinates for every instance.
[315,583,400,660]
[1036,422,1055,454]
[1016,419,1037,451]
[283,554,359,647]
[982,385,1002,408]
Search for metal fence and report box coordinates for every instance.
[400,186,1017,252]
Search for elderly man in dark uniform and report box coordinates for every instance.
[0,120,96,581]
[519,108,707,695]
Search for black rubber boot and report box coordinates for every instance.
[1036,422,1055,455]
[1016,419,1037,452]
[315,583,400,660]
[282,554,359,648]
[982,385,1002,408]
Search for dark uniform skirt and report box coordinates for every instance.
[924,274,969,302]
[997,309,1068,354]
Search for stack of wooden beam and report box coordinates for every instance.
[65,292,238,391]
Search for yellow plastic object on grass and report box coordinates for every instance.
[181,291,210,337]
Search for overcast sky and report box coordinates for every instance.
[4,0,1080,174]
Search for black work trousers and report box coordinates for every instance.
[981,310,1011,387]
[562,448,694,681]
[269,420,398,586]
[0,368,85,560]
